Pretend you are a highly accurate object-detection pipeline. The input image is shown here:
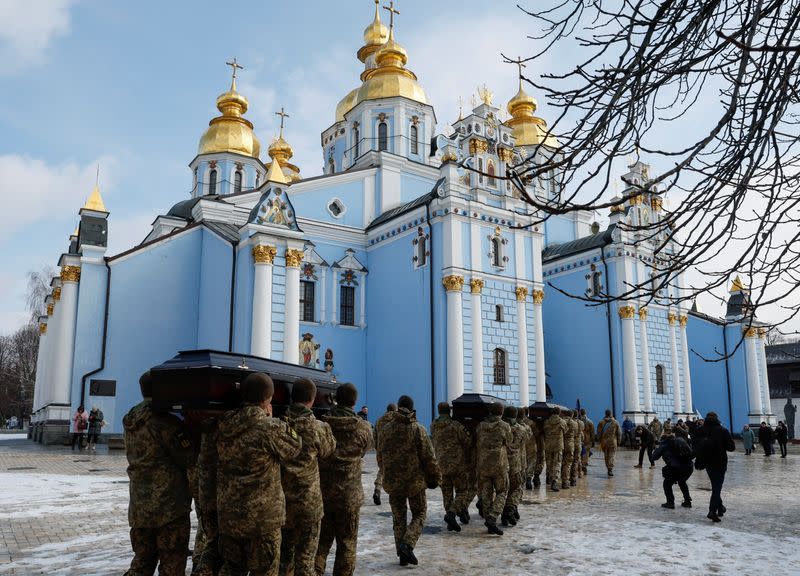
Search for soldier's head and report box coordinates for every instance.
[437,402,451,415]
[398,395,414,411]
[662,424,674,437]
[517,408,526,420]
[705,411,719,424]
[604,409,612,418]
[139,371,153,400]
[291,378,316,407]
[386,403,397,412]
[489,402,504,417]
[552,406,561,416]
[335,382,358,408]
[242,373,274,408]
[504,406,518,419]
[580,408,586,416]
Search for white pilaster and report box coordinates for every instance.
[757,330,772,417]
[331,272,338,325]
[533,289,547,403]
[620,305,641,413]
[52,266,80,405]
[250,245,276,358]
[284,249,303,364]
[679,315,693,414]
[320,266,327,323]
[470,279,484,394]
[33,322,47,411]
[668,312,683,415]
[638,307,653,413]
[516,287,530,405]
[744,328,763,418]
[359,273,366,327]
[443,275,465,401]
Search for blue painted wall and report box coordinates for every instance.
[197,229,233,349]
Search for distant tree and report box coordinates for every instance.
[25,265,55,323]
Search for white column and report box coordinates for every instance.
[443,275,465,401]
[33,322,47,411]
[744,328,763,416]
[284,249,303,364]
[359,273,366,327]
[757,329,771,416]
[250,245,276,358]
[470,278,485,394]
[52,266,80,405]
[679,315,693,414]
[638,307,653,413]
[320,267,327,323]
[41,300,57,408]
[533,289,547,403]
[331,270,338,325]
[668,312,683,415]
[516,287,530,405]
[619,305,641,413]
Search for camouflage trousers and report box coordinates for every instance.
[280,517,321,576]
[571,446,582,480]
[581,444,591,471]
[534,438,545,476]
[506,468,524,508]
[603,445,617,471]
[388,490,427,552]
[561,444,574,487]
[219,527,281,576]
[314,504,360,576]
[194,510,221,576]
[373,465,383,494]
[545,444,562,484]
[464,463,478,508]
[525,445,537,478]
[478,469,508,522]
[124,514,190,576]
[440,470,469,514]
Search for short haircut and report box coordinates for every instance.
[580,408,586,416]
[706,411,719,423]
[437,401,451,415]
[386,403,397,412]
[398,395,414,410]
[604,409,612,417]
[292,378,316,404]
[504,406,518,419]
[335,382,358,407]
[489,402,504,416]
[242,373,274,404]
[139,371,153,399]
[552,406,561,415]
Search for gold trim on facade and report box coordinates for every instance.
[679,315,688,327]
[651,197,662,211]
[440,151,457,163]
[667,312,677,325]
[618,305,636,319]
[638,307,648,321]
[47,303,54,316]
[53,287,62,301]
[515,286,529,302]
[284,249,304,268]
[60,265,81,283]
[469,278,484,294]
[743,327,758,338]
[442,275,464,292]
[252,245,277,264]
[498,148,514,163]
[39,323,47,335]
[757,327,767,338]
[468,138,488,154]
[532,289,545,304]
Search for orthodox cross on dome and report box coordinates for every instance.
[275,107,290,139]
[383,1,400,30]
[509,56,526,88]
[457,96,463,120]
[225,58,244,88]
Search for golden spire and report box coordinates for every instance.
[83,185,107,212]
[504,56,557,148]
[265,155,289,184]
[730,275,747,293]
[267,107,301,181]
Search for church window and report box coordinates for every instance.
[493,348,507,385]
[208,169,217,196]
[490,236,505,268]
[410,125,418,155]
[353,128,360,159]
[234,170,243,194]
[413,232,428,267]
[478,158,484,184]
[327,199,346,219]
[378,122,388,151]
[488,160,496,187]
[193,168,198,195]
[592,272,603,297]
[340,285,356,326]
[300,280,315,322]
[255,173,260,187]
[656,364,665,394]
[495,304,504,322]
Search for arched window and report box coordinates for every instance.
[208,169,217,196]
[416,235,427,266]
[478,158,484,184]
[495,304,504,322]
[491,236,502,267]
[378,122,388,151]
[410,124,418,155]
[493,348,507,385]
[487,160,496,187]
[234,170,243,194]
[353,128,360,159]
[193,168,198,195]
[656,364,665,394]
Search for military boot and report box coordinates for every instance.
[399,543,418,565]
[525,477,533,490]
[533,474,541,488]
[561,481,570,489]
[550,480,560,492]
[513,506,520,520]
[373,488,381,506]
[476,498,484,518]
[485,517,504,536]
[444,511,461,532]
[457,508,470,524]
[570,479,576,487]
[608,468,614,477]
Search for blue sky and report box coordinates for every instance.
[0,0,793,335]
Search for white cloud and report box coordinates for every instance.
[0,0,76,75]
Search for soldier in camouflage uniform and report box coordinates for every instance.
[544,406,567,492]
[280,379,336,576]
[502,407,529,526]
[532,417,545,487]
[217,373,302,576]
[597,409,622,477]
[315,383,373,576]
[570,411,583,484]
[650,416,663,444]
[560,410,576,489]
[378,395,440,566]
[195,416,221,576]
[476,402,512,535]
[123,372,196,576]
[521,408,537,490]
[430,401,470,531]
[580,408,594,474]
[372,403,396,506]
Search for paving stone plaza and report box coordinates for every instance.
[1,434,798,575]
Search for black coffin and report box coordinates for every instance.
[451,393,506,433]
[149,349,338,416]
[528,401,569,420]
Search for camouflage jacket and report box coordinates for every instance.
[650,419,663,439]
[476,416,512,475]
[597,416,622,448]
[522,417,538,460]
[570,418,582,449]
[320,405,373,509]
[374,410,393,449]
[216,404,302,536]
[123,400,195,528]
[431,414,470,475]
[197,417,220,513]
[378,408,440,495]
[505,418,530,473]
[543,414,567,449]
[562,416,576,451]
[581,416,595,446]
[281,404,337,523]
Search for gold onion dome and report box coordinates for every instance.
[335,87,359,123]
[505,79,558,148]
[268,135,293,163]
[357,0,389,63]
[356,27,428,107]
[198,78,261,158]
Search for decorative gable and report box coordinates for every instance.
[248,186,302,232]
[333,248,367,273]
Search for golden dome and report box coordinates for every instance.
[82,185,107,212]
[268,136,293,163]
[356,28,428,107]
[198,79,261,158]
[358,0,389,62]
[505,80,557,148]
[335,87,359,123]
[507,85,537,117]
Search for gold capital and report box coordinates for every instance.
[651,197,662,211]
[618,305,636,319]
[442,275,464,292]
[52,287,62,302]
[757,327,767,338]
[638,307,648,321]
[47,303,54,316]
[285,249,304,268]
[532,289,545,304]
[252,245,277,264]
[39,323,47,335]
[743,327,758,338]
[470,278,484,294]
[515,286,529,302]
[667,312,677,325]
[679,314,688,327]
[60,265,81,283]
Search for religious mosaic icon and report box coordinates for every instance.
[299,333,320,368]
[324,348,334,372]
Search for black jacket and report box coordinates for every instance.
[758,425,774,445]
[776,425,788,443]
[653,436,693,471]
[697,418,735,469]
[636,426,654,448]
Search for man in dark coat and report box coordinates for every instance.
[652,424,693,508]
[757,421,774,456]
[695,412,735,523]
[634,425,656,469]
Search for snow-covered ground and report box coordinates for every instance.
[0,444,798,575]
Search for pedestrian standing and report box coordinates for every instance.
[87,406,105,451]
[597,409,622,477]
[758,421,773,456]
[652,424,694,509]
[634,425,656,468]
[372,403,397,506]
[694,412,735,523]
[776,421,789,458]
[621,416,635,448]
[71,406,88,450]
[741,425,756,456]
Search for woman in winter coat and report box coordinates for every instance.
[71,406,88,450]
[741,425,756,455]
[776,421,789,458]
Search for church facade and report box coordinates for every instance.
[30,4,774,442]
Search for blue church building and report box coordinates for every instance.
[30,4,774,442]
